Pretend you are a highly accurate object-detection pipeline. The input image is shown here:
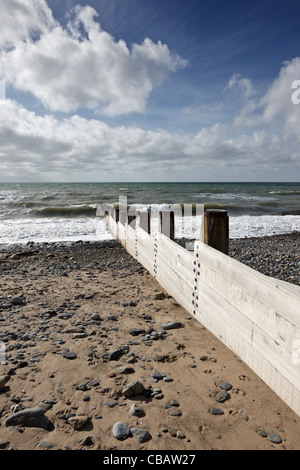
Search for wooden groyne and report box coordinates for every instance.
[102,203,300,417]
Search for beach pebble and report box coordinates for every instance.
[219,382,233,391]
[169,399,180,407]
[114,366,135,375]
[112,422,131,440]
[38,441,54,449]
[153,292,165,300]
[0,375,10,389]
[68,415,89,430]
[91,313,102,321]
[215,390,230,402]
[163,376,173,382]
[151,373,165,381]
[130,404,145,417]
[0,441,10,450]
[61,351,77,360]
[130,427,151,443]
[268,433,282,444]
[162,321,183,330]
[82,436,94,446]
[63,326,84,334]
[169,410,182,417]
[122,380,144,397]
[5,405,53,430]
[10,296,26,306]
[258,428,268,438]
[108,348,125,361]
[129,328,146,336]
[210,408,224,415]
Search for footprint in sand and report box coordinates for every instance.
[238,374,250,382]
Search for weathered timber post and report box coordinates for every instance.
[109,205,119,222]
[201,209,229,255]
[119,206,127,226]
[128,207,137,229]
[138,210,151,234]
[159,210,175,240]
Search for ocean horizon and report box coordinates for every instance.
[0,181,300,245]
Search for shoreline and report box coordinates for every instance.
[0,233,300,450]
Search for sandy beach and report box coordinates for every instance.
[0,235,300,451]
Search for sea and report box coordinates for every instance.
[0,182,300,245]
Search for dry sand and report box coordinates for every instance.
[0,239,300,451]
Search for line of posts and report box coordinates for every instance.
[103,203,229,255]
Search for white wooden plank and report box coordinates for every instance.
[198,262,300,353]
[118,222,126,245]
[155,263,193,314]
[194,241,300,326]
[107,215,118,238]
[135,229,156,275]
[155,251,194,313]
[156,233,195,285]
[126,224,137,259]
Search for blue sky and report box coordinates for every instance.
[0,0,300,182]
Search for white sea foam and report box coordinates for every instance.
[0,217,113,245]
[1,213,299,245]
[229,215,300,238]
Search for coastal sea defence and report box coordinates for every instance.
[102,202,300,418]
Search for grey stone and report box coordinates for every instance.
[112,422,131,440]
[82,436,94,446]
[0,375,10,389]
[129,329,146,336]
[63,326,84,334]
[268,433,282,444]
[170,399,180,407]
[38,441,53,449]
[162,321,183,330]
[210,408,224,415]
[122,380,144,398]
[91,313,102,321]
[74,333,87,339]
[68,415,89,430]
[219,382,233,391]
[87,380,100,387]
[258,428,268,438]
[153,292,165,300]
[163,376,173,382]
[61,351,77,360]
[169,410,182,416]
[5,405,53,430]
[130,427,151,443]
[114,366,135,375]
[215,390,230,402]
[0,441,10,450]
[10,296,26,306]
[109,348,124,361]
[151,373,165,380]
[130,404,145,417]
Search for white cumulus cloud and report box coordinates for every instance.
[0,1,187,116]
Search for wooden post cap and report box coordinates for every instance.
[204,209,228,217]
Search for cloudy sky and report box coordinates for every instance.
[1,0,300,182]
